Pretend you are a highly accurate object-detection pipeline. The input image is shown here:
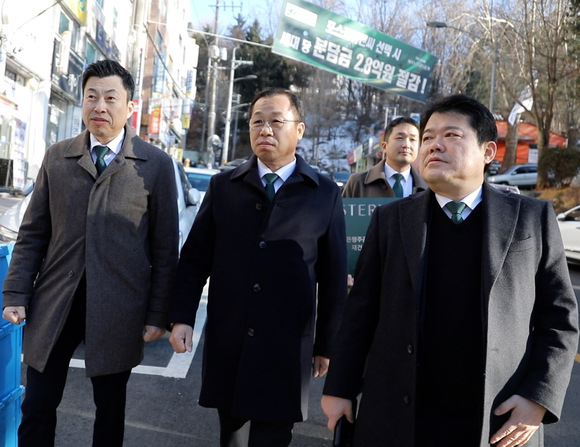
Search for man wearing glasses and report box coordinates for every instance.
[169,87,347,446]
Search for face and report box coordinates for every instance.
[419,112,496,199]
[382,123,419,171]
[249,94,305,171]
[82,75,134,145]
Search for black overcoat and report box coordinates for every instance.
[171,154,347,423]
[324,184,579,446]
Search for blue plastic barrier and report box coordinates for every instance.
[0,243,23,447]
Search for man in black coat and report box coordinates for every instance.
[322,94,578,447]
[170,87,347,446]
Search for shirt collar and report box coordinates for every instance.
[435,186,483,210]
[90,129,125,155]
[384,161,411,181]
[257,157,297,182]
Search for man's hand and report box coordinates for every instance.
[169,323,193,353]
[321,395,354,430]
[313,355,329,378]
[142,325,165,342]
[2,306,26,325]
[347,274,354,289]
[490,395,547,446]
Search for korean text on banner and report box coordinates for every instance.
[273,0,438,103]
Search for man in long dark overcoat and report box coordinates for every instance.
[1,60,178,446]
[170,87,347,446]
[322,94,579,447]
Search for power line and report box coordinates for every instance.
[186,28,272,49]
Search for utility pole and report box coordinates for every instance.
[205,0,220,167]
[130,0,150,135]
[222,47,253,165]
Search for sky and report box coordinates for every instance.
[190,0,258,33]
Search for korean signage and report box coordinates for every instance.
[153,54,166,94]
[343,198,396,275]
[273,0,437,102]
[63,0,87,25]
[51,40,84,103]
[148,99,162,138]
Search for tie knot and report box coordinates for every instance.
[264,173,279,185]
[445,201,467,223]
[393,173,403,181]
[93,145,109,160]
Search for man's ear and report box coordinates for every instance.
[296,122,306,140]
[483,141,497,163]
[126,101,135,119]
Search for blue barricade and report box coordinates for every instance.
[0,243,23,447]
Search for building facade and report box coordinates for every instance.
[0,0,198,191]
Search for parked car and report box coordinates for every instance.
[0,159,200,253]
[486,164,537,189]
[333,171,352,190]
[486,159,501,176]
[557,204,580,264]
[184,166,219,202]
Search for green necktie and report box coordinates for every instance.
[93,145,109,176]
[392,173,404,198]
[445,201,467,224]
[264,173,279,202]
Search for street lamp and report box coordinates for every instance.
[427,21,498,113]
[221,47,254,166]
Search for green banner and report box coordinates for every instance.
[273,0,438,103]
[343,198,397,275]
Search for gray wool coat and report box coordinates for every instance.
[2,125,179,377]
[323,183,579,446]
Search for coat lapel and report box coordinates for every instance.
[65,125,146,180]
[400,191,431,303]
[481,183,520,300]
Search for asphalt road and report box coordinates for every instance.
[2,191,579,446]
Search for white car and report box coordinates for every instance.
[0,159,200,253]
[557,204,580,264]
[184,166,219,203]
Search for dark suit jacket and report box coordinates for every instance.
[2,125,179,377]
[323,183,579,446]
[342,159,427,198]
[171,154,347,423]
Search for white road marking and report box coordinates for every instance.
[66,288,209,378]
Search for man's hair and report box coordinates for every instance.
[384,116,419,141]
[82,60,135,101]
[419,94,498,145]
[249,87,304,121]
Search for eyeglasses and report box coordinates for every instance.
[249,118,301,131]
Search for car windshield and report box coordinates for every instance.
[186,173,213,192]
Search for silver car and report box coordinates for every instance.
[487,164,537,189]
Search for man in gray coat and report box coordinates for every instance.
[1,60,178,446]
[342,116,427,198]
[322,94,578,446]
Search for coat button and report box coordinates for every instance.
[404,395,410,405]
[259,241,267,249]
[68,271,74,278]
[248,328,255,336]
[253,284,261,292]
[407,344,413,354]
[256,203,263,210]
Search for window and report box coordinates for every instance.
[86,42,97,65]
